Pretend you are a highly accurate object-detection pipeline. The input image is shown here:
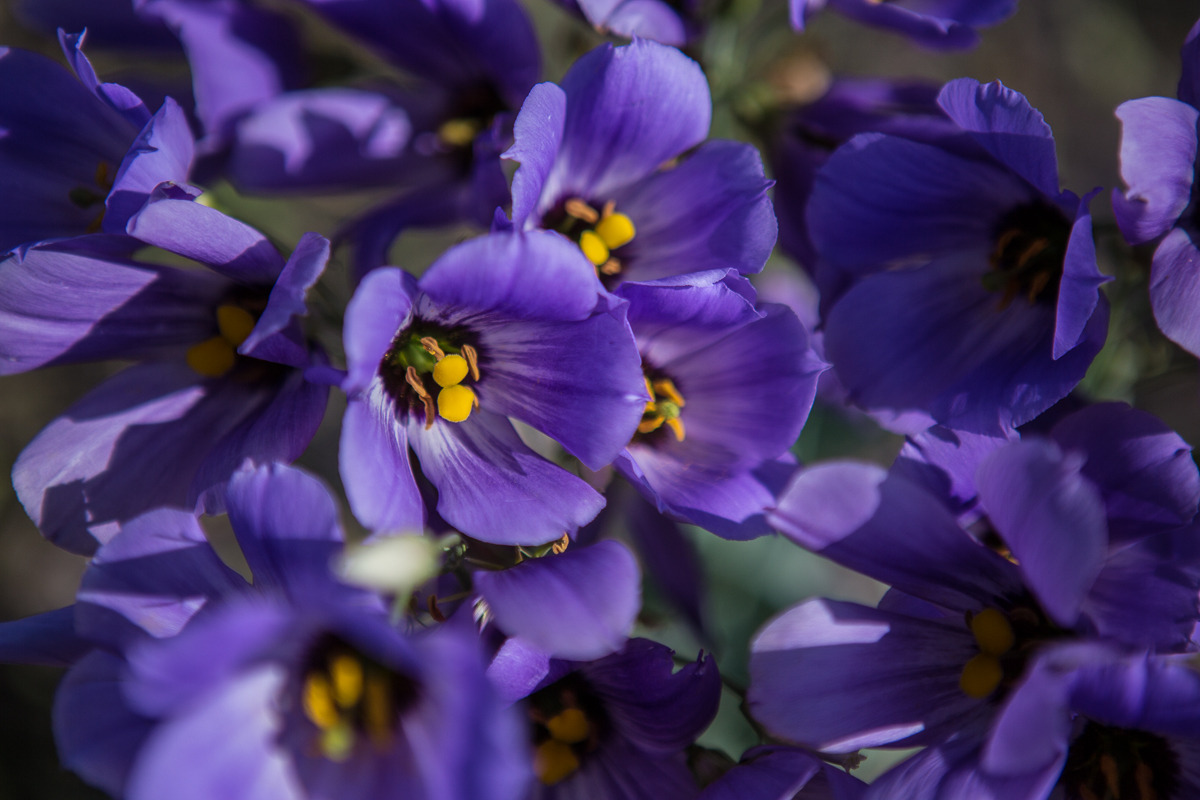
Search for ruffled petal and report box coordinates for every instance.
[892,425,1015,519]
[506,82,567,229]
[240,232,329,367]
[475,540,640,660]
[604,0,687,46]
[1053,189,1110,360]
[407,408,605,545]
[976,439,1108,627]
[828,0,982,49]
[342,266,415,394]
[104,97,195,234]
[58,30,151,128]
[936,78,1060,198]
[1112,97,1198,245]
[769,463,1022,611]
[339,388,426,535]
[1149,225,1200,357]
[1068,651,1200,738]
[610,139,776,282]
[486,636,551,704]
[749,598,983,751]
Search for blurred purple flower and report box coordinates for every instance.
[790,0,1017,50]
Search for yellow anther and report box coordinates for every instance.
[534,740,580,786]
[461,343,480,381]
[330,655,364,709]
[216,305,256,347]
[433,354,470,388]
[186,336,237,377]
[564,198,600,224]
[303,674,340,730]
[438,118,480,148]
[666,417,686,442]
[638,416,665,434]
[364,672,393,748]
[438,384,476,423]
[579,230,609,266]
[959,653,1003,699]
[644,376,656,402]
[652,379,685,408]
[595,212,635,250]
[546,708,590,744]
[970,608,1015,656]
[321,722,354,761]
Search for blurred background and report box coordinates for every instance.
[1,0,1199,795]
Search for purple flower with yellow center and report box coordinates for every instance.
[0,463,529,800]
[1,183,330,555]
[809,78,1110,434]
[339,230,647,545]
[488,637,720,796]
[504,39,776,288]
[790,0,1017,50]
[1112,16,1200,359]
[611,269,824,539]
[748,403,1200,769]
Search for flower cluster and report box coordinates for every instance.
[1,2,1200,800]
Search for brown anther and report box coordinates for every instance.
[551,533,570,555]
[652,379,686,407]
[658,157,680,171]
[1015,238,1048,271]
[421,394,437,429]
[1135,761,1155,800]
[461,344,480,381]
[599,258,622,276]
[405,366,431,399]
[600,200,616,220]
[1099,754,1120,798]
[990,229,1020,266]
[1026,271,1051,303]
[427,594,446,622]
[420,337,445,360]
[564,198,599,224]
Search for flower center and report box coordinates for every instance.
[299,638,419,762]
[635,369,686,443]
[380,322,482,428]
[544,197,637,279]
[1058,723,1179,800]
[69,161,115,233]
[981,200,1072,308]
[958,600,1066,700]
[528,674,605,786]
[186,300,264,378]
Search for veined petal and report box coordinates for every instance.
[105,97,195,234]
[342,266,415,395]
[339,388,426,535]
[1149,225,1200,358]
[506,82,567,229]
[1112,97,1199,245]
[240,232,329,367]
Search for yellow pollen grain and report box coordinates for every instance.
[535,740,580,785]
[438,118,479,148]
[579,230,610,266]
[186,336,237,377]
[330,655,364,709]
[959,653,1003,698]
[595,212,635,250]
[303,674,340,730]
[433,354,470,388]
[971,608,1014,656]
[438,384,476,423]
[546,708,590,744]
[216,305,256,347]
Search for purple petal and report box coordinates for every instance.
[892,425,1016,518]
[769,463,1022,611]
[604,0,687,46]
[976,439,1107,627]
[125,665,302,800]
[749,598,983,751]
[224,463,343,597]
[54,650,155,798]
[541,40,710,206]
[339,389,426,534]
[1053,189,1110,359]
[936,78,1060,198]
[58,30,151,129]
[1149,225,1200,357]
[240,232,330,367]
[475,540,640,660]
[105,97,195,234]
[342,266,415,395]
[0,606,89,667]
[698,746,822,800]
[486,636,551,704]
[610,139,777,282]
[1050,403,1200,540]
[125,193,284,284]
[505,82,567,229]
[827,0,994,50]
[1112,97,1198,245]
[407,408,604,545]
[1068,651,1200,738]
[0,237,224,374]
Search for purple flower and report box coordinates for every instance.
[790,0,1017,50]
[489,637,721,797]
[611,269,824,539]
[547,0,697,47]
[748,403,1200,762]
[1,463,529,800]
[1112,16,1200,358]
[809,78,1111,434]
[698,746,867,800]
[2,187,330,554]
[504,39,776,289]
[339,230,647,545]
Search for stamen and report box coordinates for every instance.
[438,384,476,423]
[546,708,590,744]
[216,305,256,347]
[406,366,431,399]
[564,198,600,224]
[1100,754,1121,798]
[551,533,570,555]
[303,674,340,730]
[579,231,609,266]
[420,337,446,360]
[437,118,480,148]
[321,723,355,761]
[652,379,686,408]
[330,655,364,709]
[427,594,446,623]
[599,258,622,276]
[433,354,469,387]
[970,609,1014,656]
[600,200,616,220]
[638,416,665,434]
[535,740,580,786]
[666,417,685,442]
[364,672,394,749]
[595,212,635,250]
[461,344,480,381]
[959,653,1002,698]
[186,336,237,377]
